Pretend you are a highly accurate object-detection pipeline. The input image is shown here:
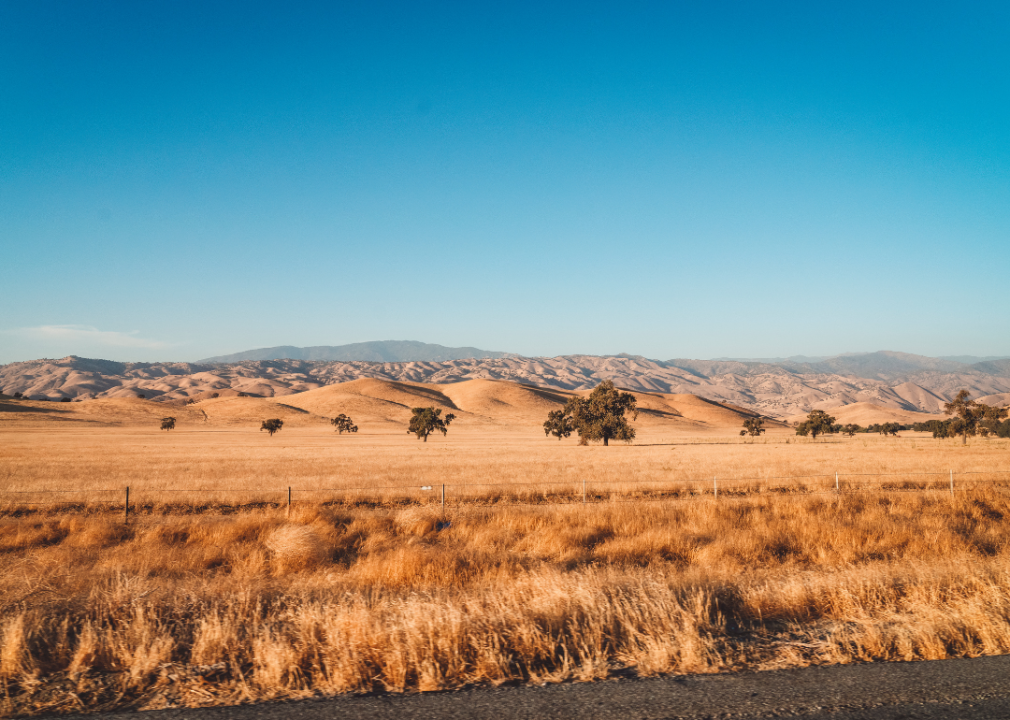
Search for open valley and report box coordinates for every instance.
[2,379,1010,715]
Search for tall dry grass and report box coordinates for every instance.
[4,487,1010,714]
[2,425,1010,714]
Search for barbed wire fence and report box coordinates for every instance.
[2,469,1008,525]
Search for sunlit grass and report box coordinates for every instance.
[2,424,1010,714]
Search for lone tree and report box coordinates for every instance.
[543,409,575,440]
[841,423,861,437]
[331,414,358,434]
[260,418,284,436]
[160,417,176,431]
[944,389,1009,445]
[740,417,766,437]
[564,380,638,446]
[408,407,455,442]
[795,409,836,440]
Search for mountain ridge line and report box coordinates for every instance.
[3,350,1010,420]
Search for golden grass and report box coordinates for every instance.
[2,424,1006,508]
[2,423,1010,714]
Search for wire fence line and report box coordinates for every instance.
[2,469,1009,519]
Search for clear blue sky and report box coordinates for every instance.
[2,1,1008,363]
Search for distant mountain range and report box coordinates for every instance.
[3,349,1010,419]
[202,343,1010,374]
[706,351,1010,376]
[199,341,513,363]
[716,354,1009,365]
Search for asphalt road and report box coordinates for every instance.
[55,655,1010,720]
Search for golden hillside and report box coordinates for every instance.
[0,379,779,433]
[788,402,942,426]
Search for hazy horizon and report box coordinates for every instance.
[2,341,1009,367]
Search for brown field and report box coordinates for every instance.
[1,382,1009,716]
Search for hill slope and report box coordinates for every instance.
[3,353,1010,419]
[788,402,942,426]
[282,379,460,429]
[1,378,771,433]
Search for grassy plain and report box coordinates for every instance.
[2,408,1010,715]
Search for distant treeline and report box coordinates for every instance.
[911,419,1010,439]
[791,392,1010,442]
[811,420,1010,438]
[837,422,911,437]
[845,423,912,435]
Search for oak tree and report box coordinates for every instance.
[979,404,1009,439]
[915,419,951,438]
[543,409,575,440]
[160,417,176,431]
[795,409,836,440]
[878,422,900,437]
[944,389,978,445]
[260,418,284,436]
[741,417,766,437]
[564,380,638,446]
[942,390,1008,445]
[408,407,455,442]
[331,414,358,434]
[841,423,861,437]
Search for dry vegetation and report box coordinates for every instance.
[2,413,1010,715]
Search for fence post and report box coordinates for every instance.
[950,469,954,497]
[714,476,718,500]
[287,486,291,517]
[835,472,839,493]
[125,486,129,524]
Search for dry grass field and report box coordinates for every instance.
[2,382,1010,715]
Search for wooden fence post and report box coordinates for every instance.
[125,486,129,523]
[835,472,839,493]
[287,486,291,517]
[714,476,718,499]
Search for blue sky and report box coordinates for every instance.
[2,1,1008,363]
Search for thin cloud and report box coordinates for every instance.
[10,325,168,349]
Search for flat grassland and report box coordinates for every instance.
[2,399,1010,715]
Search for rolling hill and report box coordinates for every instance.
[787,402,941,426]
[0,377,782,433]
[2,351,1009,420]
